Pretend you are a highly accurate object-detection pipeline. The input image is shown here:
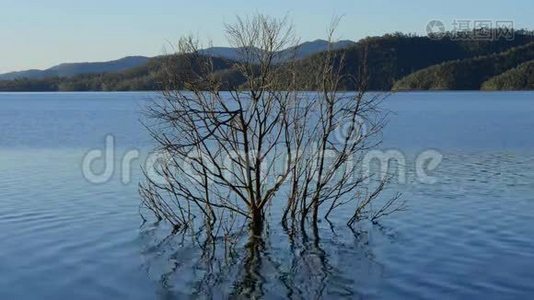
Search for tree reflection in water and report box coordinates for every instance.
[139,219,390,299]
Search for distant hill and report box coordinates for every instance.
[2,32,534,91]
[200,39,356,62]
[482,60,534,90]
[293,33,534,90]
[0,54,237,92]
[0,40,355,81]
[0,56,150,80]
[290,39,356,58]
[393,42,534,90]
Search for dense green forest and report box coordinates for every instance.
[2,31,534,91]
[393,41,534,90]
[481,60,534,90]
[292,32,534,90]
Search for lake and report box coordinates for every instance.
[1,92,533,299]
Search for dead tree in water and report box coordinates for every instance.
[139,15,402,235]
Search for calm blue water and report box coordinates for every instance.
[1,92,533,299]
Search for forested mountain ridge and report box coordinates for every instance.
[291,32,534,90]
[481,60,534,90]
[0,54,237,92]
[393,42,534,90]
[0,39,356,82]
[2,31,534,91]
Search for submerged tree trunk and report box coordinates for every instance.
[250,209,264,236]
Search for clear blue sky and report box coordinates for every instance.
[1,0,533,73]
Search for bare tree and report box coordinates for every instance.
[139,14,402,236]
